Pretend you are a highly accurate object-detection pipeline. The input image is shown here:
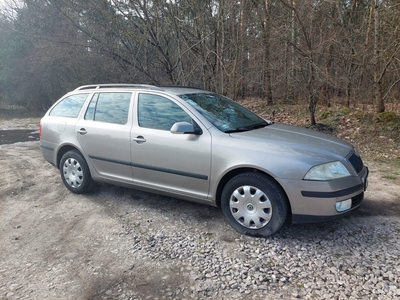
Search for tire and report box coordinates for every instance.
[221,172,288,237]
[59,150,93,194]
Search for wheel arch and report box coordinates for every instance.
[56,145,83,169]
[215,167,292,215]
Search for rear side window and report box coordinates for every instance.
[50,94,88,118]
[85,92,132,125]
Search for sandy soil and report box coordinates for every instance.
[0,141,227,299]
[0,118,399,299]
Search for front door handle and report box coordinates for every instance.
[132,136,146,143]
[77,128,87,135]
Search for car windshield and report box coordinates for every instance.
[179,93,271,133]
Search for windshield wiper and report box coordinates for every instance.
[252,121,274,129]
[224,121,273,133]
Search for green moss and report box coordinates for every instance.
[341,107,351,115]
[394,157,400,168]
[353,111,365,120]
[383,174,398,180]
[373,111,399,123]
[320,111,331,119]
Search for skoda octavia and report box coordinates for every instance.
[40,84,368,237]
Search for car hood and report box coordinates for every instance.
[229,123,352,159]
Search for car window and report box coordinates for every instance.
[49,94,88,118]
[84,93,98,121]
[85,92,131,125]
[138,93,192,130]
[179,93,266,132]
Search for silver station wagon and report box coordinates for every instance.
[40,84,369,237]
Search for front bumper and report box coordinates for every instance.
[292,192,364,224]
[281,166,368,224]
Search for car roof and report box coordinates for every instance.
[73,84,207,95]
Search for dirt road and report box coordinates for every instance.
[1,125,399,299]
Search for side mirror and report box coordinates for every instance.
[170,122,202,135]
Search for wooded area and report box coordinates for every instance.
[0,0,399,124]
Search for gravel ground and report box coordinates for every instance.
[1,139,399,299]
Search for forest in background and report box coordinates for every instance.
[0,0,399,124]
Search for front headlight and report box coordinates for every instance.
[304,161,350,180]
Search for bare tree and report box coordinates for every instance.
[252,0,273,104]
[375,0,399,112]
[1,0,399,112]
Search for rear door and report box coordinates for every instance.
[75,92,134,183]
[130,92,212,199]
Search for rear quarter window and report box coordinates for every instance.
[49,94,88,118]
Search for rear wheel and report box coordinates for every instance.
[221,172,288,237]
[60,150,93,194]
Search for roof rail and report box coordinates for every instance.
[74,84,162,91]
[158,85,206,90]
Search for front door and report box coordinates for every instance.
[130,93,212,199]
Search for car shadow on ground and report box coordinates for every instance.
[87,183,399,242]
[354,197,400,217]
[88,183,224,231]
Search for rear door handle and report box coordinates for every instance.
[132,136,146,143]
[77,128,87,135]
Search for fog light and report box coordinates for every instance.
[335,199,352,212]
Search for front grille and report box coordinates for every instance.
[348,152,364,173]
[351,192,364,208]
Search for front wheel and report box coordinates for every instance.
[60,150,93,194]
[221,172,289,237]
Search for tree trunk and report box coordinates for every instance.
[373,0,385,112]
[308,62,317,125]
[289,0,296,102]
[262,0,273,105]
